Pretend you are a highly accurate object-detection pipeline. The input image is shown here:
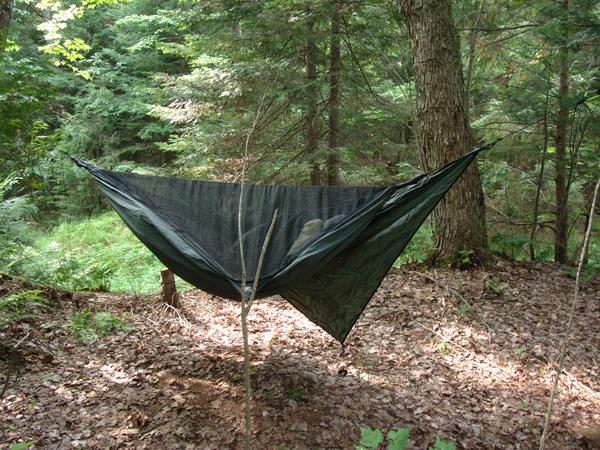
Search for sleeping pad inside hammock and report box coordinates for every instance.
[69,148,482,343]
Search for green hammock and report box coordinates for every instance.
[70,148,482,342]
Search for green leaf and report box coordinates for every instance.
[387,427,410,450]
[429,437,456,450]
[10,442,34,450]
[357,427,384,449]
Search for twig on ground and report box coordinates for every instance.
[561,368,600,399]
[14,331,31,349]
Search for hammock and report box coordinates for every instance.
[69,148,482,342]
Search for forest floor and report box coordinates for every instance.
[1,259,599,450]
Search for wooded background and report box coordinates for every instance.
[1,0,599,287]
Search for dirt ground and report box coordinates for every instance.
[1,259,599,449]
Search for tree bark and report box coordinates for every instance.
[554,2,570,264]
[305,7,321,185]
[0,0,12,52]
[160,268,179,307]
[400,0,488,264]
[327,0,341,185]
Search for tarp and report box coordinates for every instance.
[70,148,482,342]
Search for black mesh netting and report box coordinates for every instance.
[70,148,481,342]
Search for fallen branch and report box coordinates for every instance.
[561,368,600,399]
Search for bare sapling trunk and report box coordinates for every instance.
[238,210,278,450]
[237,77,279,450]
[160,268,179,307]
[539,177,600,450]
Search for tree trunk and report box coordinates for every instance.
[400,0,488,265]
[464,0,487,119]
[327,0,341,185]
[529,72,551,260]
[0,0,12,52]
[305,8,321,185]
[160,268,179,307]
[554,3,569,264]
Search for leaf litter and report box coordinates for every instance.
[1,258,599,449]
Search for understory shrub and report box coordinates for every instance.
[9,211,190,294]
[393,223,433,267]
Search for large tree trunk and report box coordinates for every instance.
[0,0,12,52]
[400,0,488,264]
[305,8,321,185]
[554,5,569,263]
[327,0,341,185]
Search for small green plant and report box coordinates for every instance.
[518,399,527,409]
[10,442,34,450]
[429,437,456,450]
[386,428,410,450]
[356,427,410,450]
[453,279,465,289]
[436,341,448,353]
[457,302,470,316]
[514,345,526,356]
[69,309,130,341]
[457,249,475,267]
[0,289,47,328]
[356,350,379,374]
[288,384,307,402]
[356,427,383,449]
[356,426,456,450]
[484,276,504,294]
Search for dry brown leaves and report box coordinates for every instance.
[1,259,599,449]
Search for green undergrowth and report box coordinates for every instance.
[10,212,191,294]
[0,289,48,330]
[69,309,130,341]
[393,224,434,267]
[7,211,598,296]
[490,226,600,277]
[394,222,599,276]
